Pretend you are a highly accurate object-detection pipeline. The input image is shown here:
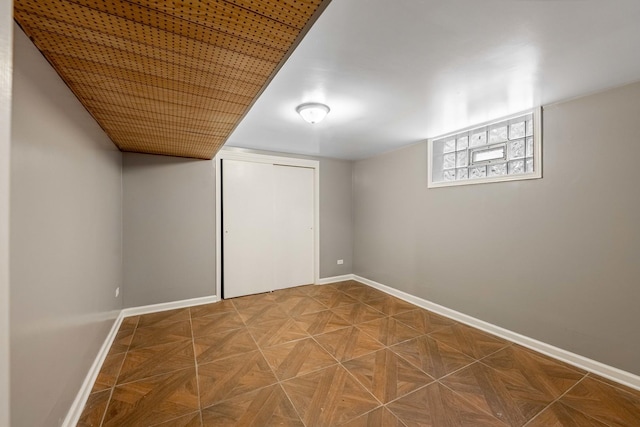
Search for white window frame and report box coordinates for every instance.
[427,108,542,188]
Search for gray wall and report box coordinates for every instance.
[0,4,12,426]
[10,26,123,426]
[122,149,353,307]
[353,81,640,376]
[318,157,353,277]
[123,153,216,307]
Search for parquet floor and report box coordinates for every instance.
[78,281,640,426]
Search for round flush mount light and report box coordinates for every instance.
[296,102,330,124]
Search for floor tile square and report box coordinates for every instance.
[363,295,416,316]
[428,323,510,359]
[118,340,195,384]
[230,293,276,311]
[312,288,358,308]
[527,401,608,427]
[315,326,385,362]
[332,302,387,324]
[293,309,352,335]
[440,362,553,425]
[481,345,585,398]
[108,328,134,355]
[261,337,337,380]
[119,316,139,332]
[198,351,278,408]
[390,335,474,379]
[247,317,310,348]
[190,300,236,318]
[138,308,191,328]
[103,368,199,426]
[78,389,111,427]
[343,349,434,403]
[392,309,456,334]
[92,352,126,392]
[191,311,244,337]
[236,302,289,325]
[339,407,404,427]
[282,364,380,426]
[357,317,423,346]
[150,411,202,426]
[201,384,303,426]
[276,295,327,316]
[387,382,506,427]
[130,320,192,350]
[194,328,257,364]
[560,376,640,426]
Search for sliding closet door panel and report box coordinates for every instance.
[274,165,314,289]
[222,159,274,298]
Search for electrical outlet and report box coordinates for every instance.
[115,287,120,298]
[337,259,344,265]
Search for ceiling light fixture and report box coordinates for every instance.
[296,102,330,124]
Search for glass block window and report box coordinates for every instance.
[428,109,542,188]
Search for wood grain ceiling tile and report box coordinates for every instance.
[14,0,328,159]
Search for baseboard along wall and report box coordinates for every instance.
[63,275,640,425]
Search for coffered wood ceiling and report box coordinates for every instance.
[14,0,328,159]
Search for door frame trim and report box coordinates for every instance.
[214,149,320,299]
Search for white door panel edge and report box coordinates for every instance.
[215,149,320,300]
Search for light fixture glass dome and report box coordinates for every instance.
[296,102,330,124]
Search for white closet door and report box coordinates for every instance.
[222,159,274,298]
[273,165,315,289]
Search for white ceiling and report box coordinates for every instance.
[226,0,640,160]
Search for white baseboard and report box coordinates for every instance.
[121,295,218,317]
[62,311,124,427]
[63,294,219,427]
[350,275,640,391]
[316,274,355,285]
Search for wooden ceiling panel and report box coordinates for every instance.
[14,0,329,159]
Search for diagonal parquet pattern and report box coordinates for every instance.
[79,280,640,426]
